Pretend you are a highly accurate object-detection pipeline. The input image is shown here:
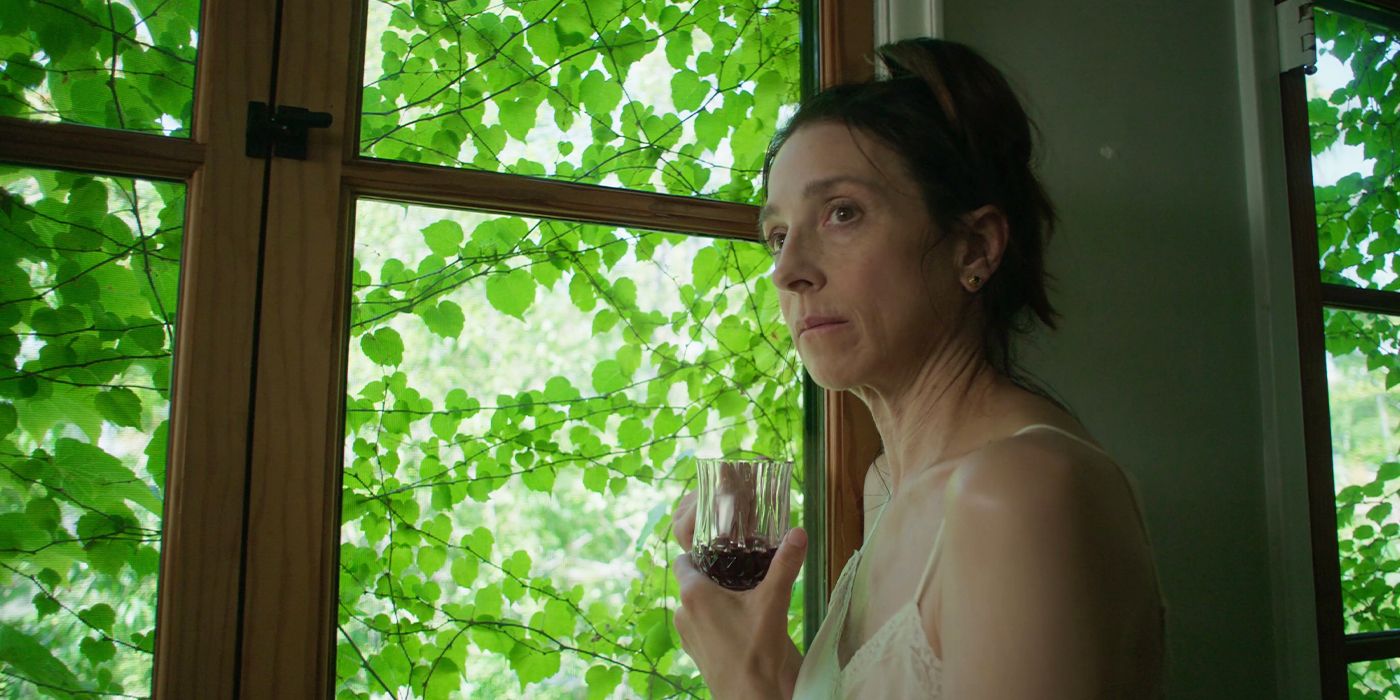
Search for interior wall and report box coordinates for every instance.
[930,1,1315,697]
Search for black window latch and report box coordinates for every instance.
[245,101,334,160]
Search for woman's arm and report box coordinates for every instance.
[937,441,1158,698]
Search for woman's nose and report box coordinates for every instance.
[769,229,824,293]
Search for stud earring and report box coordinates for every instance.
[968,275,982,288]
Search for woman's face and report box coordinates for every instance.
[762,122,963,392]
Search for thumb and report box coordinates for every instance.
[760,527,808,593]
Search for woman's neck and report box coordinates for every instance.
[854,341,1007,494]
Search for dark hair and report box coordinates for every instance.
[762,38,1060,390]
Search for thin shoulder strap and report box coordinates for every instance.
[910,425,1102,602]
[1014,423,1111,456]
[912,519,947,602]
[1018,424,1168,605]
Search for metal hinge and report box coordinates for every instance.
[245,101,334,160]
[1276,0,1318,74]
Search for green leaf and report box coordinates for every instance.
[79,603,115,634]
[509,645,561,689]
[55,438,161,514]
[95,387,143,428]
[79,635,116,664]
[450,555,479,587]
[608,476,627,495]
[0,624,84,691]
[32,594,59,620]
[421,300,465,339]
[0,401,15,437]
[520,464,556,493]
[642,616,674,658]
[590,359,628,394]
[503,549,532,579]
[579,70,623,115]
[360,327,405,366]
[670,72,708,112]
[424,658,461,700]
[591,308,619,335]
[716,388,746,417]
[542,375,580,402]
[1366,502,1392,524]
[1377,462,1400,482]
[147,419,169,491]
[568,272,596,311]
[485,268,536,320]
[617,416,650,449]
[716,315,751,351]
[418,545,447,576]
[421,220,464,258]
[499,98,538,141]
[582,465,609,493]
[462,526,494,560]
[586,664,624,699]
[692,245,722,290]
[664,27,693,69]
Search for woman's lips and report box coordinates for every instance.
[800,320,847,337]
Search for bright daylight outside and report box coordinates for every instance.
[0,0,198,696]
[1307,7,1400,698]
[1,0,1397,697]
[335,1,804,698]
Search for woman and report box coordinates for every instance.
[668,38,1166,699]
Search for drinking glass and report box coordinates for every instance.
[689,458,794,590]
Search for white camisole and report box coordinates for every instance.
[790,423,1136,699]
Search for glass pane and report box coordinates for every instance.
[1349,657,1400,699]
[0,166,184,695]
[359,1,800,204]
[1307,9,1399,292]
[335,200,803,697]
[1327,308,1400,634]
[0,0,201,136]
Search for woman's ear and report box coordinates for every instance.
[954,204,1009,285]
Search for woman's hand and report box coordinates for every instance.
[670,491,807,699]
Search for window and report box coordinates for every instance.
[0,0,873,696]
[0,1,265,696]
[1280,1,1400,696]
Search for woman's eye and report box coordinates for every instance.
[766,230,787,253]
[827,204,859,225]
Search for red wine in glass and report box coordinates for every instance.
[690,536,778,591]
[690,458,792,590]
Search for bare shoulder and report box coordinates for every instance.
[941,427,1155,584]
[946,426,1124,516]
[948,432,1074,509]
[933,427,1162,694]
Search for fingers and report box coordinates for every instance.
[672,549,699,582]
[671,490,697,551]
[672,550,710,608]
[758,527,807,595]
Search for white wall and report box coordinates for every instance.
[885,0,1321,696]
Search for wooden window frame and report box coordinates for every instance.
[1277,0,1400,695]
[238,0,877,695]
[0,0,877,695]
[0,1,278,696]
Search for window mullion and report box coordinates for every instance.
[237,0,362,694]
[152,0,280,696]
[1278,30,1351,699]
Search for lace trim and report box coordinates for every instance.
[840,599,943,687]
